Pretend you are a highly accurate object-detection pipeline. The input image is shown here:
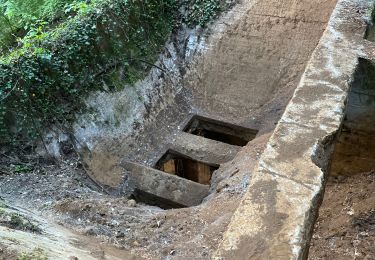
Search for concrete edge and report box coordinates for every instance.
[120,161,209,207]
[214,0,375,259]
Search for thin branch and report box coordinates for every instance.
[0,80,19,102]
[94,61,121,78]
[94,58,168,80]
[135,58,167,73]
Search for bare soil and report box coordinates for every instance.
[0,133,270,259]
[0,245,17,260]
[309,171,375,259]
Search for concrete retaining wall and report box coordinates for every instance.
[215,0,375,259]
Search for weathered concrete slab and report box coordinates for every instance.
[215,0,375,259]
[169,132,241,166]
[120,161,209,208]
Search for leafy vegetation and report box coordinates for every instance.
[13,164,33,173]
[0,0,77,52]
[181,0,233,27]
[0,0,233,145]
[0,199,6,208]
[0,0,176,144]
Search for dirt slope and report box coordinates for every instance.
[309,172,375,259]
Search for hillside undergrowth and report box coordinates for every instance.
[0,0,234,146]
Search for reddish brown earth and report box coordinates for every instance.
[309,171,375,260]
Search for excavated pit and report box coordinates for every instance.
[155,149,219,185]
[183,115,258,146]
[330,58,375,176]
[309,58,375,259]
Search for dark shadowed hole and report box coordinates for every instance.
[131,189,186,210]
[183,115,258,146]
[155,150,218,185]
[309,58,375,258]
[330,58,375,175]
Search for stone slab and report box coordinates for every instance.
[170,132,242,166]
[120,161,209,208]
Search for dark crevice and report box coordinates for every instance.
[184,115,258,146]
[131,189,186,210]
[308,58,375,258]
[155,149,218,185]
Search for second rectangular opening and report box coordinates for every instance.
[155,150,218,185]
[184,115,258,146]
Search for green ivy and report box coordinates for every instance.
[0,0,79,51]
[0,0,177,144]
[0,0,231,145]
[181,0,235,27]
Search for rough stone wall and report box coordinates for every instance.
[185,0,338,130]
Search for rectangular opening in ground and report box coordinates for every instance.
[183,115,258,146]
[330,58,375,176]
[155,150,218,185]
[309,58,375,259]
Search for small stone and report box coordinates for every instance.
[347,208,354,216]
[127,199,137,207]
[111,220,120,226]
[84,226,96,235]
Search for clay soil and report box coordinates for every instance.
[309,171,375,259]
